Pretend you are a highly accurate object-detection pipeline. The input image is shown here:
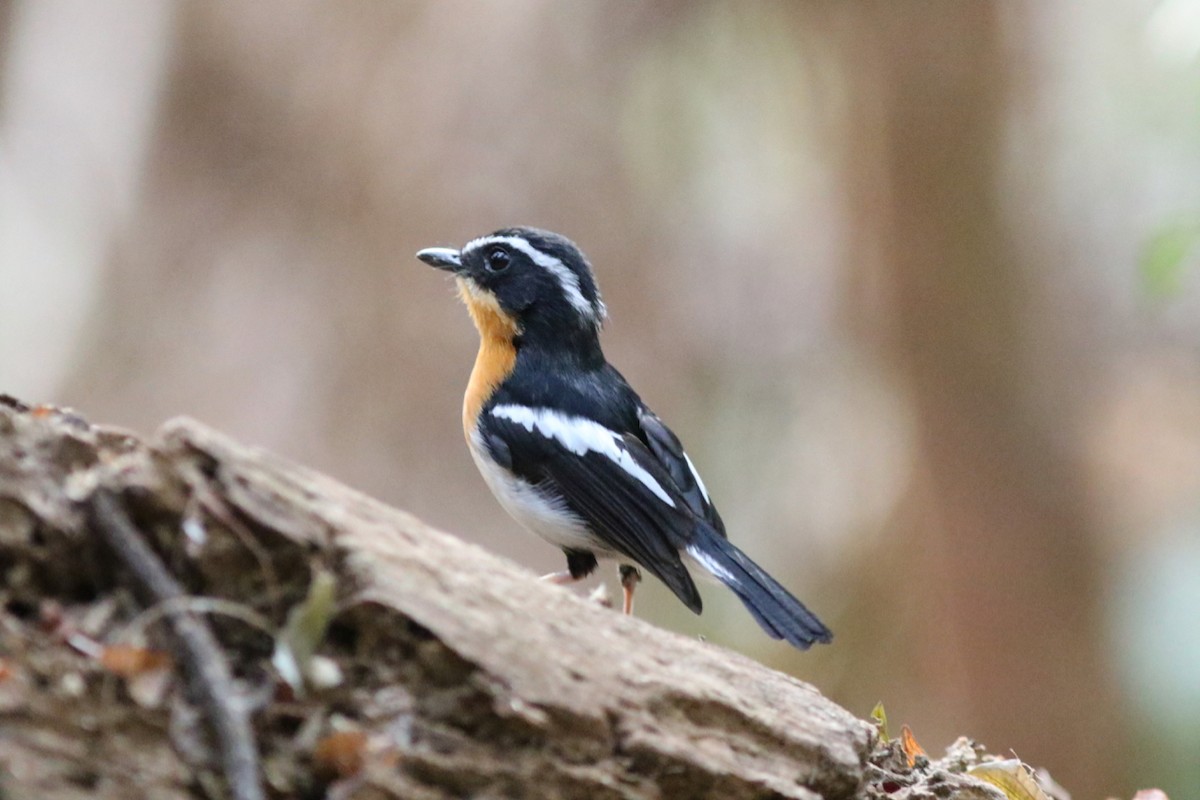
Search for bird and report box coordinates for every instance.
[415,227,832,649]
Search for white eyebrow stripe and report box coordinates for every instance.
[463,235,600,321]
[491,404,676,508]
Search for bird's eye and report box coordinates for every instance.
[485,247,510,272]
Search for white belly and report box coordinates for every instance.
[467,428,608,554]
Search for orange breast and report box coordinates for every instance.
[459,279,520,438]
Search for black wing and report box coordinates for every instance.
[480,400,832,649]
[483,408,704,613]
[635,404,726,538]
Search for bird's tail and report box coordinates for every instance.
[686,525,832,650]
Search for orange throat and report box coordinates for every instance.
[458,279,519,438]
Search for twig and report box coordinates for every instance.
[116,595,275,645]
[89,489,265,800]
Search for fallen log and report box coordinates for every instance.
[0,396,1044,799]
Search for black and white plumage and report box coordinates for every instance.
[416,227,832,650]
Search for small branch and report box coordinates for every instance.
[89,489,265,800]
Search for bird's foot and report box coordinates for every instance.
[619,564,642,615]
[540,570,579,585]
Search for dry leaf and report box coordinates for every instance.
[900,724,926,768]
[100,644,172,678]
[969,759,1051,800]
[313,730,368,779]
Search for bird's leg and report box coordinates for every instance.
[542,549,597,586]
[619,564,642,615]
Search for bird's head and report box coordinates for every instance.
[417,227,607,343]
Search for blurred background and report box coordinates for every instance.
[2,2,1198,796]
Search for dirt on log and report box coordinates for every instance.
[0,396,1029,800]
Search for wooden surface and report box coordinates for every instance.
[0,397,875,799]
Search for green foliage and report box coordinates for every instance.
[871,701,890,743]
[272,568,338,694]
[1141,222,1200,299]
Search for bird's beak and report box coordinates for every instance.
[416,247,462,272]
